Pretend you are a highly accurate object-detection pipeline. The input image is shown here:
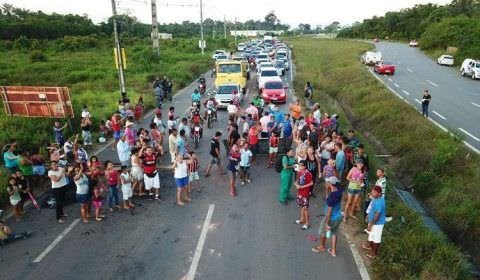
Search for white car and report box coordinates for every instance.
[214,84,243,109]
[257,67,281,90]
[237,43,246,52]
[212,50,226,59]
[215,54,229,62]
[409,40,419,47]
[257,62,275,73]
[361,51,382,65]
[437,55,454,66]
[460,59,480,80]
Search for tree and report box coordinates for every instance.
[264,11,278,28]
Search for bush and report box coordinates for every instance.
[30,50,48,62]
[13,35,31,50]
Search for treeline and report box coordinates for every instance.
[0,4,289,40]
[338,0,480,59]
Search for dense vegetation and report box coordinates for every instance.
[289,37,478,278]
[337,0,480,63]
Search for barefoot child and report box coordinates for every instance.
[120,165,134,209]
[187,152,201,193]
[92,183,105,222]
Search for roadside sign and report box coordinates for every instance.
[198,40,206,49]
[0,86,74,118]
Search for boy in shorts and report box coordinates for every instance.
[294,160,313,230]
[140,146,161,200]
[188,152,201,192]
[268,131,279,168]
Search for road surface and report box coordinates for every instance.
[0,54,363,280]
[371,41,480,153]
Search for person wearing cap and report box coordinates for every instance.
[362,185,386,259]
[343,159,365,223]
[294,160,314,230]
[312,176,343,257]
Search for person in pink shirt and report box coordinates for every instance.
[245,102,259,121]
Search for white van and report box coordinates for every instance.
[460,59,480,80]
[362,51,382,66]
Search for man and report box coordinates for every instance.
[238,116,249,135]
[140,146,161,200]
[168,128,178,164]
[178,118,191,139]
[53,121,68,147]
[48,161,69,224]
[259,112,270,138]
[227,100,239,122]
[312,103,321,124]
[191,89,201,108]
[205,131,225,177]
[116,135,131,167]
[176,129,187,157]
[153,77,163,109]
[252,94,264,116]
[165,78,173,102]
[334,143,346,180]
[289,99,302,124]
[239,142,253,185]
[421,89,431,118]
[228,123,241,149]
[281,113,293,149]
[294,160,313,230]
[313,177,343,257]
[363,185,386,259]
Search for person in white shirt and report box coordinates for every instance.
[227,101,238,122]
[239,143,253,185]
[117,135,131,166]
[48,161,69,224]
[312,103,321,124]
[259,112,270,138]
[120,165,134,209]
[178,118,191,138]
[81,105,91,119]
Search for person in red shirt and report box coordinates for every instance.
[139,146,161,200]
[295,160,314,230]
[247,124,259,164]
[111,113,122,149]
[267,131,279,168]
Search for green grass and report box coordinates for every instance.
[288,37,475,279]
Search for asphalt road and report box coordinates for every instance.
[371,41,480,153]
[0,54,362,280]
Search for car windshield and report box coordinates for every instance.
[444,56,453,59]
[276,61,285,67]
[215,51,224,54]
[217,86,238,95]
[218,64,241,73]
[261,70,278,77]
[217,55,228,60]
[265,82,283,89]
[258,55,268,59]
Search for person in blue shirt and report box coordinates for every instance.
[363,185,386,259]
[312,177,343,257]
[191,89,202,110]
[281,113,293,149]
[334,143,346,179]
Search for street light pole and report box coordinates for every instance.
[199,0,205,55]
[111,0,127,99]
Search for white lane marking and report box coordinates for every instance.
[33,219,80,263]
[343,231,371,280]
[463,141,480,154]
[402,90,411,96]
[472,102,480,108]
[414,98,422,104]
[407,68,413,73]
[432,111,447,120]
[394,83,400,88]
[388,78,392,82]
[429,118,448,133]
[458,128,480,142]
[426,80,438,87]
[186,204,215,280]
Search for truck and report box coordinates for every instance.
[361,51,382,66]
[215,60,247,93]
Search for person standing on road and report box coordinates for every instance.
[239,142,253,185]
[289,100,303,124]
[120,165,134,209]
[168,128,178,164]
[173,154,192,205]
[279,148,296,205]
[281,114,294,150]
[205,131,226,177]
[362,185,386,259]
[140,146,161,200]
[117,134,131,167]
[343,160,365,223]
[227,144,241,196]
[48,161,69,224]
[421,89,431,118]
[295,160,313,230]
[334,143,346,180]
[153,77,163,109]
[73,165,90,224]
[130,148,145,196]
[105,161,120,211]
[313,177,343,257]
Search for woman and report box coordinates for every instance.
[343,160,365,223]
[3,145,19,173]
[73,165,90,223]
[7,177,22,222]
[173,154,192,206]
[279,148,296,205]
[130,148,145,196]
[81,117,93,146]
[305,146,321,197]
[227,144,241,197]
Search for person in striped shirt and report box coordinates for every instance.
[188,152,201,193]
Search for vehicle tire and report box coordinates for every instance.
[194,136,199,148]
[207,116,212,129]
[461,69,466,76]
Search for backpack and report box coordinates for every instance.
[275,155,285,173]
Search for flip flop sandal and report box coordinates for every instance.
[328,248,336,257]
[312,247,325,253]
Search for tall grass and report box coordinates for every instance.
[289,37,475,278]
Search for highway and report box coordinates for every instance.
[371,41,480,153]
[0,53,363,280]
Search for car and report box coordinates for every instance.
[214,84,243,109]
[256,53,269,62]
[215,54,229,62]
[409,40,418,47]
[257,62,275,73]
[373,38,380,42]
[437,55,454,66]
[361,51,382,65]
[274,60,286,76]
[261,80,287,103]
[212,50,226,59]
[460,59,480,80]
[258,67,280,89]
[237,43,246,52]
[374,61,395,75]
[278,57,289,70]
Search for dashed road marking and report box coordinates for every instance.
[394,83,400,88]
[432,111,446,120]
[33,219,80,263]
[459,128,480,142]
[414,98,422,104]
[426,80,439,87]
[402,90,411,96]
[407,68,413,73]
[472,102,480,108]
[388,78,392,82]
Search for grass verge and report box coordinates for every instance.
[288,37,475,279]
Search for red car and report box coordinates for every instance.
[261,81,287,103]
[374,61,396,75]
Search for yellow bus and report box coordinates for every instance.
[215,60,247,93]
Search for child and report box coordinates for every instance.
[104,161,120,212]
[92,183,105,222]
[188,152,201,193]
[239,143,253,185]
[268,131,279,168]
[323,159,337,194]
[7,177,22,222]
[120,165,134,209]
[295,161,314,230]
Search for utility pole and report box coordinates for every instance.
[111,0,127,99]
[213,22,216,39]
[199,0,205,55]
[223,15,227,39]
[151,0,160,57]
[234,17,237,45]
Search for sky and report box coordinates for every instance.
[1,0,452,27]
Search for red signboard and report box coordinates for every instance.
[1,86,74,118]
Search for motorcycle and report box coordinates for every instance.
[198,78,206,95]
[192,124,201,148]
[206,108,215,129]
[192,101,201,111]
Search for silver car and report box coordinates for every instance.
[214,84,243,109]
